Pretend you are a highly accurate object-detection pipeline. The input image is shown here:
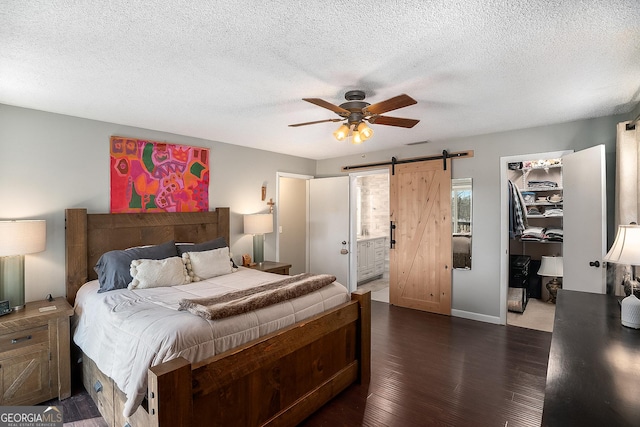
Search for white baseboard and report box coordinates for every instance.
[452,309,502,325]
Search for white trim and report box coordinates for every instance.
[499,150,572,325]
[451,309,501,325]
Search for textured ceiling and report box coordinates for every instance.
[1,1,640,160]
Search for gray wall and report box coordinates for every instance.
[278,176,308,275]
[1,101,635,321]
[317,113,627,322]
[0,104,315,302]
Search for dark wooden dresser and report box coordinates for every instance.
[542,290,640,426]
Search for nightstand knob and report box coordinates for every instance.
[11,335,32,344]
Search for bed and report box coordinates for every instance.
[65,207,371,427]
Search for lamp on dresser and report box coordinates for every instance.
[243,214,273,264]
[0,219,46,311]
[538,256,563,304]
[603,224,640,329]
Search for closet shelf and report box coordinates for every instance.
[519,239,563,243]
[523,187,563,192]
[525,202,563,206]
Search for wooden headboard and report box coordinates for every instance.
[65,208,230,305]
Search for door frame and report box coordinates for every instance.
[348,168,390,292]
[276,172,313,269]
[499,150,572,325]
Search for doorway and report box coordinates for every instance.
[277,173,351,289]
[499,146,607,331]
[351,169,390,303]
[276,172,312,275]
[500,151,569,332]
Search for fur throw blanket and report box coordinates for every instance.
[178,273,337,320]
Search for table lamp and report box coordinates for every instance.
[603,224,640,329]
[0,220,47,310]
[243,214,273,264]
[538,256,563,304]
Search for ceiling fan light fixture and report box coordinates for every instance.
[351,130,363,145]
[290,91,419,142]
[333,124,350,141]
[357,122,374,140]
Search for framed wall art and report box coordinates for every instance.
[110,136,209,213]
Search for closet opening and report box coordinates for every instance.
[503,152,569,332]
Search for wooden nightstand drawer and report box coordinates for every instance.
[0,325,48,354]
[0,297,74,405]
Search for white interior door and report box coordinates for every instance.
[309,176,351,290]
[562,144,607,293]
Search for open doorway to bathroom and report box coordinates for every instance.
[353,170,390,303]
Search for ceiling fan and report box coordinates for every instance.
[289,90,420,144]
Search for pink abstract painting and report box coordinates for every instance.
[110,136,209,213]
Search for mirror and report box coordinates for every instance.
[452,178,472,269]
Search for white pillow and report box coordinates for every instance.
[129,257,191,290]
[182,247,233,281]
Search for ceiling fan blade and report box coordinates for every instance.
[365,94,417,115]
[303,98,350,115]
[288,118,344,127]
[369,115,420,128]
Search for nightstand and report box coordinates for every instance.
[249,261,292,275]
[0,297,74,405]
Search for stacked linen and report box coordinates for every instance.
[543,208,563,217]
[527,180,558,189]
[520,227,546,241]
[545,228,564,241]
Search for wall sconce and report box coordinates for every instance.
[243,214,273,263]
[0,220,47,310]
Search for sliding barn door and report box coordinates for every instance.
[390,159,452,314]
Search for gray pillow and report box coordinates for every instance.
[176,237,228,255]
[95,240,179,293]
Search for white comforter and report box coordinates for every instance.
[72,267,349,417]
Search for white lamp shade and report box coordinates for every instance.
[243,214,273,235]
[538,256,563,277]
[603,225,640,266]
[0,220,46,256]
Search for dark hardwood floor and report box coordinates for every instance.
[44,301,551,426]
[301,302,551,427]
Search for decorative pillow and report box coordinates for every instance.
[177,237,238,268]
[182,247,234,281]
[176,237,228,255]
[128,257,191,290]
[94,240,179,293]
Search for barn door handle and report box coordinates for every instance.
[390,221,396,249]
[589,260,600,268]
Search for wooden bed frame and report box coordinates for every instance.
[65,207,370,427]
